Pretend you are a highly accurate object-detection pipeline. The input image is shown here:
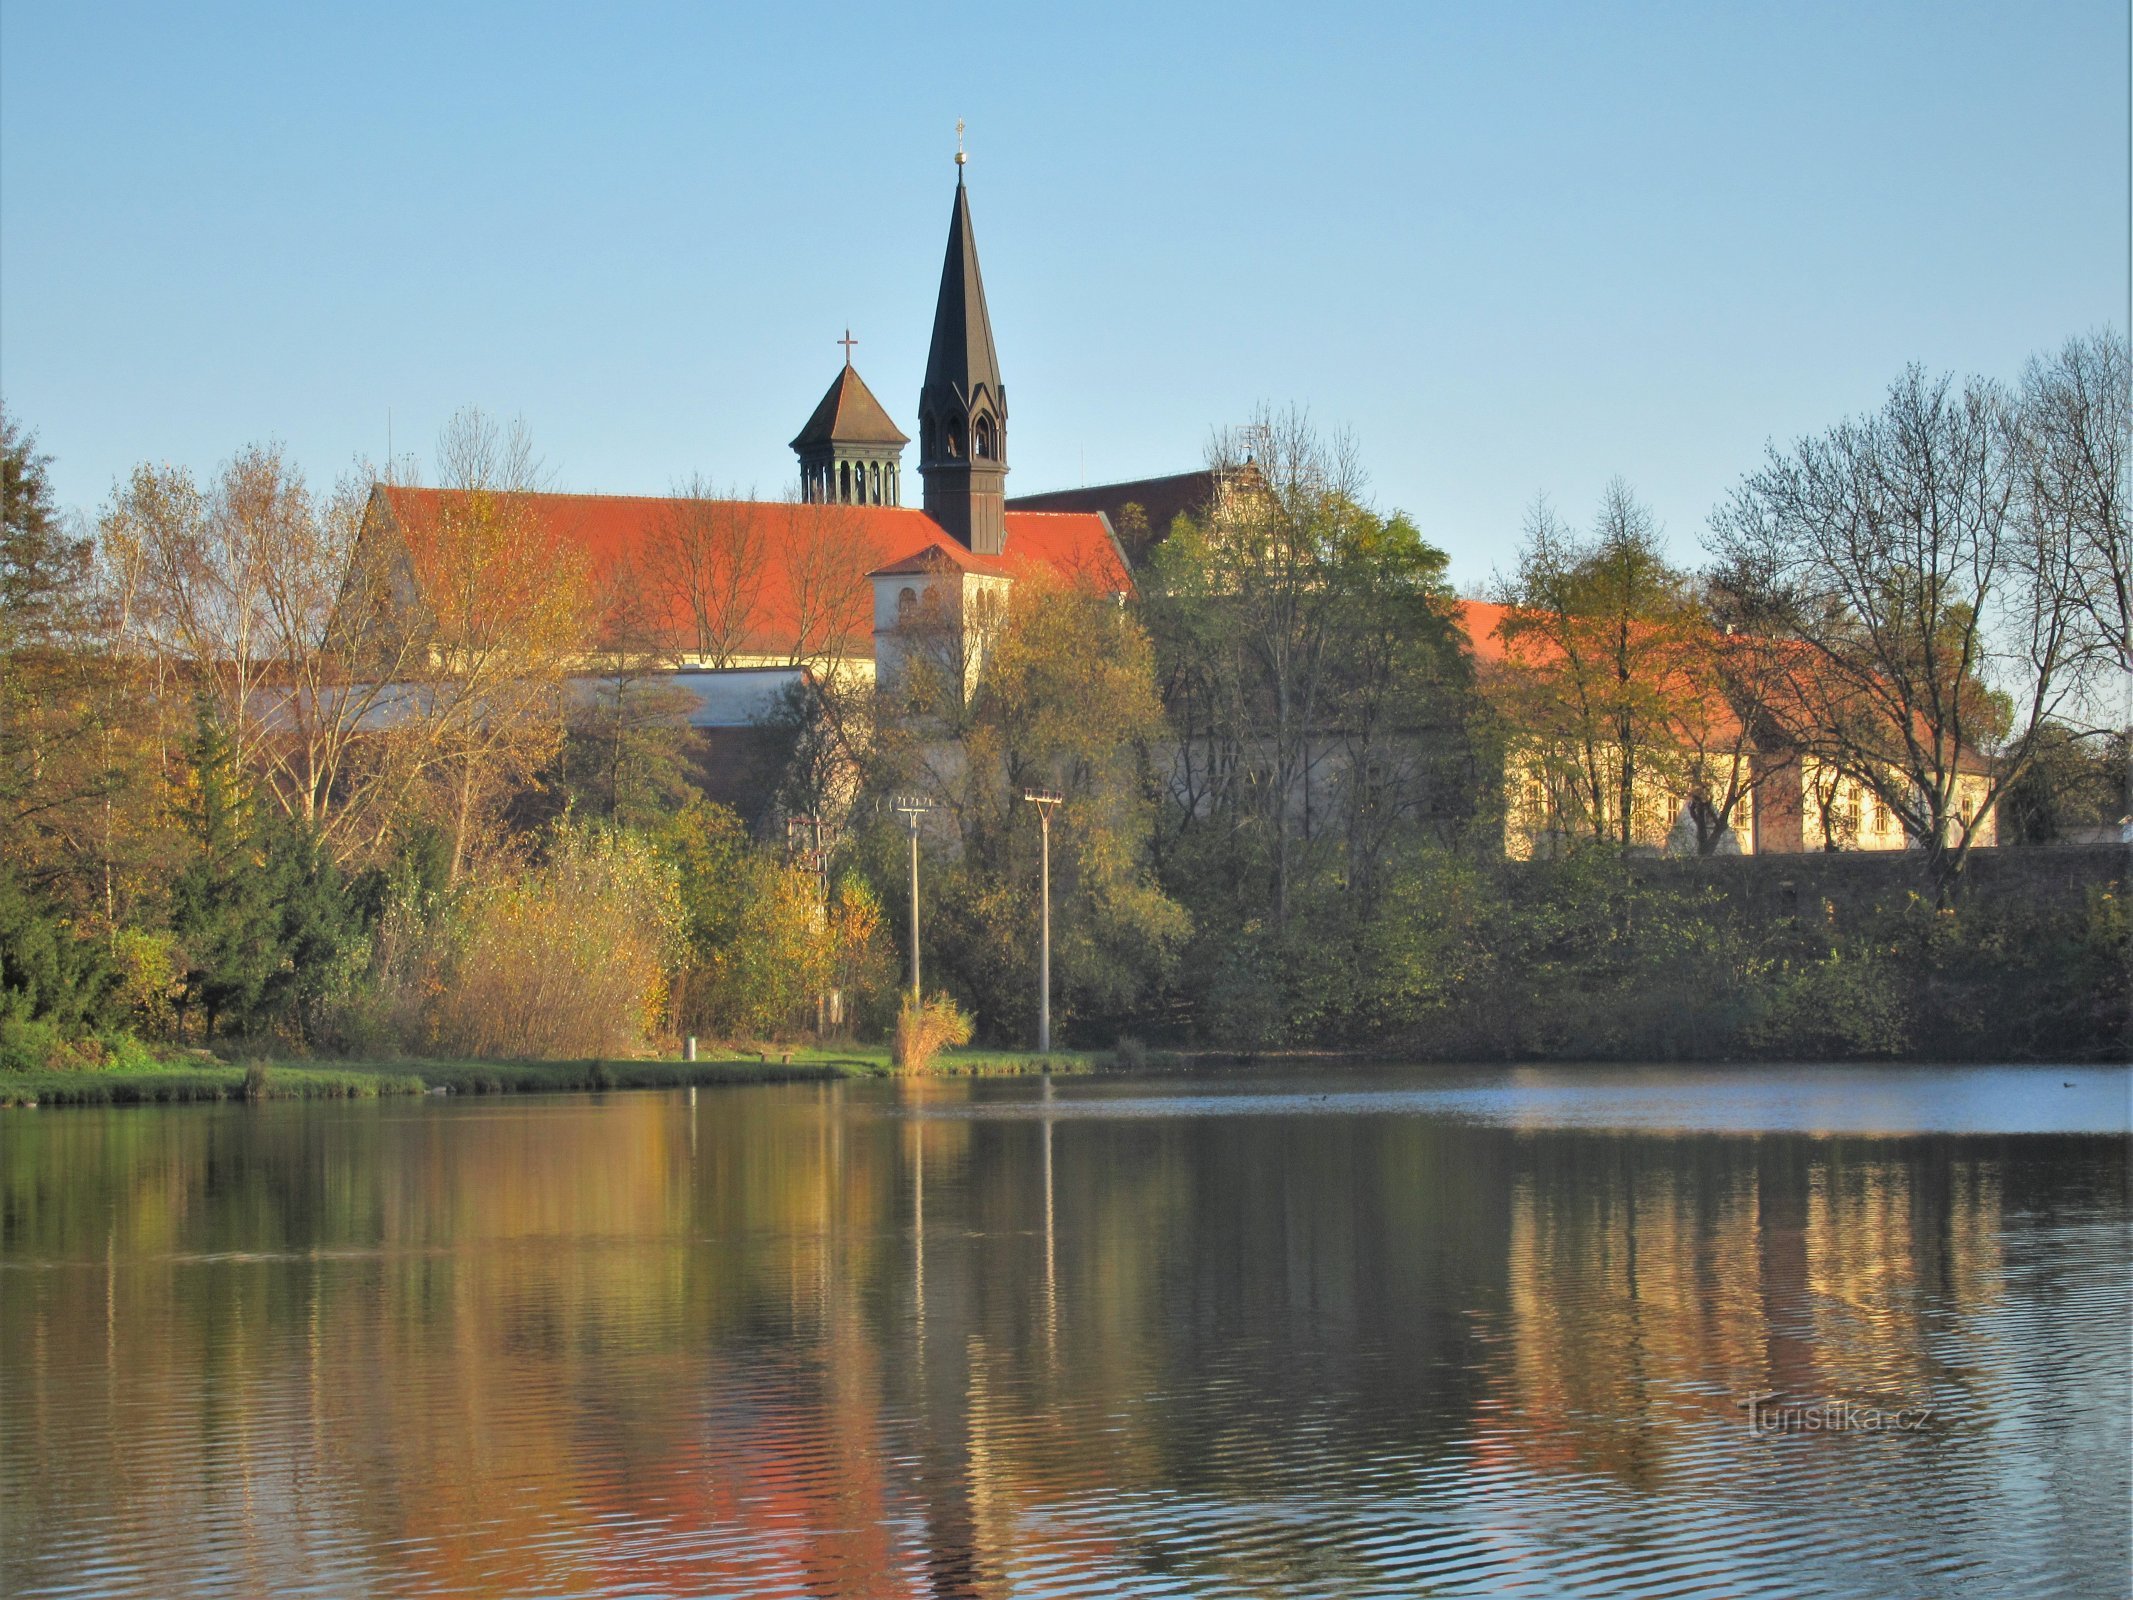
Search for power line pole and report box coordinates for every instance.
[1022,789,1063,1052]
[892,797,931,1000]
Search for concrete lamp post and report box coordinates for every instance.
[891,798,932,1000]
[1022,790,1064,1052]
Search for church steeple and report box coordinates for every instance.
[917,145,1008,553]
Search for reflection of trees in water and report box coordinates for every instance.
[1,1098,2124,1597]
[1490,1133,2027,1489]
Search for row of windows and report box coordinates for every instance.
[804,458,898,506]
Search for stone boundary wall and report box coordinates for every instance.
[1621,843,2130,920]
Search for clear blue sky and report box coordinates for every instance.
[2,2,2125,591]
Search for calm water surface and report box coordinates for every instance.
[2,1065,2127,1599]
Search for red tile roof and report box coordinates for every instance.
[370,485,1129,660]
[1452,599,1516,665]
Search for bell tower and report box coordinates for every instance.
[917,134,1008,553]
[791,332,908,505]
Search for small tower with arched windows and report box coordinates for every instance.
[791,348,908,506]
[917,156,1008,553]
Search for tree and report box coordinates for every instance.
[1491,482,1708,851]
[872,569,1186,1042]
[257,813,365,1045]
[646,476,768,667]
[0,864,119,1035]
[2017,330,2130,682]
[1,406,86,654]
[94,444,434,868]
[1999,724,2128,844]
[1709,362,2091,893]
[378,409,594,880]
[1319,506,1478,901]
[654,796,838,1039]
[0,406,142,915]
[760,668,870,828]
[1144,409,1366,930]
[558,565,702,828]
[167,702,281,1041]
[780,497,883,675]
[1140,410,1484,1042]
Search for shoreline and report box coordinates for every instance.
[0,1050,1107,1108]
[5,1049,2126,1109]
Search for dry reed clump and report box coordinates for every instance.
[424,824,685,1060]
[891,992,974,1072]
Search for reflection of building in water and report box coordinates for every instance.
[1489,1138,2006,1487]
[1802,1151,2005,1399]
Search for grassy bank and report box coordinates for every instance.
[0,1044,1112,1107]
[0,1062,428,1107]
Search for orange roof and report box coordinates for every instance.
[372,486,1129,658]
[1452,598,1517,665]
[1450,596,1996,769]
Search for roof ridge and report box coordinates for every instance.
[383,484,943,512]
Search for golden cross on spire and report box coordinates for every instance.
[955,118,967,170]
[838,328,857,366]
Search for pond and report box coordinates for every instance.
[2,1065,2127,1599]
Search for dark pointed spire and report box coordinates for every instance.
[917,142,1008,553]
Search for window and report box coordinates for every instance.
[838,461,851,501]
[897,586,917,622]
[869,461,881,504]
[974,415,996,459]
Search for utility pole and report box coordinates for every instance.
[1022,790,1063,1052]
[892,798,931,1000]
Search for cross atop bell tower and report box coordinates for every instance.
[917,131,1007,553]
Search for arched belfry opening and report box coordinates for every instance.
[791,335,908,506]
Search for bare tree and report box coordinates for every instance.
[781,496,883,676]
[2017,329,2130,709]
[382,409,593,880]
[646,475,768,667]
[96,446,432,864]
[1709,363,2090,893]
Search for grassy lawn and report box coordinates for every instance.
[0,1044,1114,1107]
